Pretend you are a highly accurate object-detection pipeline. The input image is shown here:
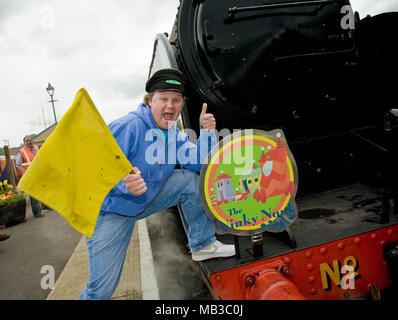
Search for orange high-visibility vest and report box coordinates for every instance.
[19,145,39,171]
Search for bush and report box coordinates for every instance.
[0,180,26,207]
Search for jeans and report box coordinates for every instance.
[30,196,42,217]
[79,169,216,300]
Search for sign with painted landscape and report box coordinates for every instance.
[199,129,298,235]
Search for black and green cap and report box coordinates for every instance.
[145,68,189,96]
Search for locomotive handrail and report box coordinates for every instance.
[227,0,335,19]
[274,47,357,63]
[384,109,398,131]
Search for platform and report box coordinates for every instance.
[46,219,159,300]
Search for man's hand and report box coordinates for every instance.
[199,103,216,131]
[124,167,147,196]
[16,165,26,175]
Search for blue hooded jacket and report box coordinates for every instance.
[100,104,217,217]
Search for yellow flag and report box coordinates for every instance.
[17,88,133,238]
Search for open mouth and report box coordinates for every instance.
[163,112,174,121]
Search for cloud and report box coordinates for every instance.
[1,0,397,147]
[350,0,398,17]
[0,0,179,146]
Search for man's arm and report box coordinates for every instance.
[15,152,26,174]
[176,103,218,172]
[107,119,147,196]
[199,103,216,132]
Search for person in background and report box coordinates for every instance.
[15,135,44,218]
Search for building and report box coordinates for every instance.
[32,123,57,148]
[215,171,234,202]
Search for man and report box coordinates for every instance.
[79,68,235,300]
[15,135,44,218]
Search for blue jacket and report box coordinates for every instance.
[100,104,217,217]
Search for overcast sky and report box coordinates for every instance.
[1,0,397,147]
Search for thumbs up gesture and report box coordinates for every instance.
[199,103,216,132]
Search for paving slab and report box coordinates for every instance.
[47,225,143,300]
[0,196,82,300]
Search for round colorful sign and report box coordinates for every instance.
[199,129,299,235]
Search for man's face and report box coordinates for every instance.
[149,91,184,130]
[24,136,33,148]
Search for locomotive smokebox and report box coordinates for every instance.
[174,0,361,134]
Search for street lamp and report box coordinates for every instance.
[46,82,58,124]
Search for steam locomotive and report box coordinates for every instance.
[148,0,398,300]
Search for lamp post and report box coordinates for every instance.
[46,82,58,124]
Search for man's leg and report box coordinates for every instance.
[79,213,136,300]
[139,169,216,252]
[30,196,43,217]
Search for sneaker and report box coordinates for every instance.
[0,233,10,241]
[34,214,44,218]
[192,240,235,261]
